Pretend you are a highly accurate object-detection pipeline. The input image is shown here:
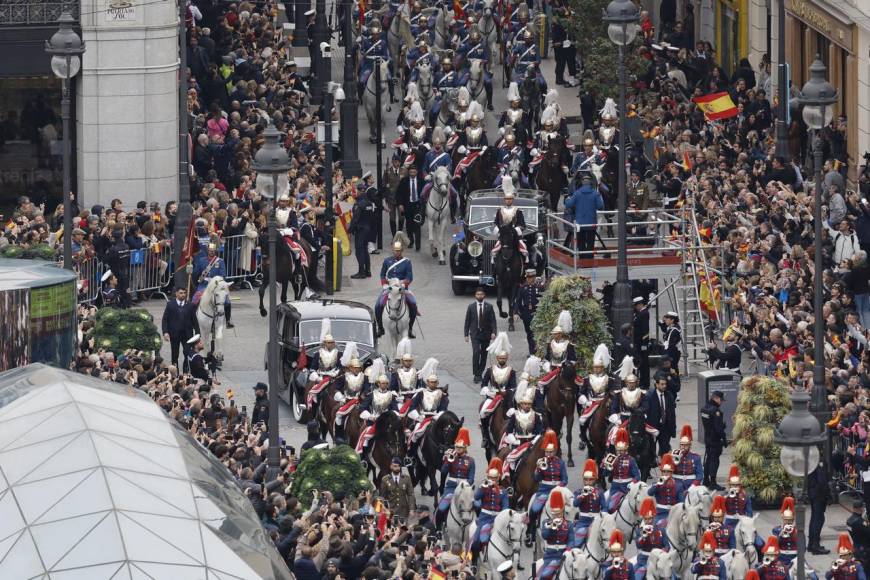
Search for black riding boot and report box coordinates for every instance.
[480,417,491,449]
[389,79,396,103]
[525,518,536,547]
[578,424,589,450]
[408,309,417,339]
[225,302,234,328]
[485,83,494,111]
[334,424,347,444]
[375,309,385,337]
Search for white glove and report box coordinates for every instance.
[530,148,539,157]
[425,174,432,181]
[458,145,468,155]
[408,409,421,421]
[334,391,346,403]
[562,40,571,48]
[360,410,372,421]
[515,226,523,236]
[444,126,454,137]
[480,386,492,397]
[506,434,520,446]
[608,413,621,426]
[506,408,516,417]
[542,361,552,373]
[396,126,405,135]
[382,283,389,289]
[578,394,589,406]
[401,143,410,152]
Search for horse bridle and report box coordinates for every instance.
[427,183,450,220]
[614,485,642,540]
[488,517,521,561]
[386,287,407,327]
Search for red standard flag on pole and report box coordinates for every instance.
[691,91,738,121]
[359,0,367,27]
[178,218,198,270]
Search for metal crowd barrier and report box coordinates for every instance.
[219,233,261,289]
[122,244,172,300]
[74,256,104,304]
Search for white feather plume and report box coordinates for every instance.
[395,337,413,360]
[593,343,611,367]
[616,355,635,380]
[405,82,420,103]
[319,318,332,342]
[557,310,573,334]
[340,341,359,367]
[544,89,559,107]
[468,100,484,121]
[417,357,439,380]
[486,331,513,355]
[515,378,530,403]
[523,355,542,378]
[600,97,618,118]
[540,105,558,126]
[366,357,385,382]
[507,81,520,102]
[408,100,425,123]
[502,174,515,196]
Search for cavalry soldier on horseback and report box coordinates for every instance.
[540,491,576,580]
[431,55,459,119]
[829,533,865,580]
[605,427,640,512]
[471,458,510,565]
[498,83,527,145]
[578,344,613,449]
[605,530,636,580]
[692,531,727,580]
[504,391,543,449]
[310,331,341,377]
[646,453,685,531]
[544,318,577,371]
[673,425,704,486]
[608,373,644,426]
[757,537,790,580]
[534,113,561,155]
[572,459,604,549]
[723,465,754,531]
[570,136,607,185]
[706,496,735,556]
[490,179,529,263]
[497,130,527,169]
[771,497,798,567]
[192,242,233,326]
[356,374,399,458]
[479,333,517,450]
[423,127,453,181]
[635,497,670,580]
[332,352,369,443]
[528,430,568,545]
[458,112,488,152]
[511,29,539,81]
[458,29,494,110]
[506,3,531,44]
[407,370,448,460]
[391,339,421,397]
[358,25,392,98]
[437,427,475,529]
[406,40,432,77]
[375,241,418,338]
[275,193,298,228]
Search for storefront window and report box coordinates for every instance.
[0,77,63,216]
[720,4,740,75]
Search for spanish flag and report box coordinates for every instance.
[428,567,447,580]
[698,277,721,322]
[453,0,464,19]
[681,150,693,172]
[333,202,353,257]
[692,91,738,121]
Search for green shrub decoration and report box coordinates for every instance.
[290,444,373,505]
[531,274,610,369]
[732,375,793,504]
[92,307,161,354]
[0,243,56,260]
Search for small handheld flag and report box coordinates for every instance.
[692,92,738,121]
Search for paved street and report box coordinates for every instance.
[144,44,846,573]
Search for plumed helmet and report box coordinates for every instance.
[699,531,717,552]
[639,497,656,519]
[728,464,741,485]
[838,532,854,555]
[542,429,559,452]
[487,457,503,479]
[609,530,625,552]
[454,427,471,447]
[582,459,598,480]
[614,427,629,450]
[711,495,726,517]
[660,453,675,472]
[549,489,565,512]
[679,425,693,445]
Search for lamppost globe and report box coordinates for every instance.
[50,54,81,79]
[252,123,292,191]
[798,55,838,130]
[603,0,640,46]
[774,389,826,476]
[780,445,820,478]
[45,12,84,74]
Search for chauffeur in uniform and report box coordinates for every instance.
[379,457,416,519]
[514,269,544,353]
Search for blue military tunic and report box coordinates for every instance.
[771,525,799,566]
[647,478,685,530]
[540,518,575,580]
[724,490,753,529]
[438,454,475,513]
[673,452,704,486]
[376,256,417,315]
[572,487,603,547]
[709,525,735,556]
[530,456,569,517]
[634,526,669,580]
[757,560,791,580]
[691,557,726,580]
[826,559,867,580]
[471,483,509,547]
[607,453,640,512]
[423,147,453,178]
[604,559,636,580]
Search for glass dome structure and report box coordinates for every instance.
[0,364,293,580]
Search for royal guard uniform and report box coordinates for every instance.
[573,459,604,548]
[310,333,341,377]
[673,425,704,486]
[827,533,866,580]
[635,498,670,580]
[391,349,420,398]
[724,465,753,531]
[544,320,577,370]
[356,376,399,456]
[608,374,645,426]
[490,182,529,262]
[707,496,735,557]
[604,530,636,580]
[499,83,528,146]
[471,458,510,561]
[771,497,798,567]
[540,491,575,580]
[579,345,612,447]
[480,343,518,450]
[758,536,792,580]
[437,428,476,528]
[375,241,418,338]
[570,137,607,183]
[606,428,641,512]
[528,431,568,543]
[692,531,727,580]
[647,453,685,530]
[407,373,448,458]
[423,128,453,181]
[333,355,369,442]
[503,392,543,449]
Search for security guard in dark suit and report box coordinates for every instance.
[349,174,376,278]
[700,390,727,490]
[251,382,270,426]
[513,269,544,353]
[632,296,651,389]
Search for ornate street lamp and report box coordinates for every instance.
[798,56,837,431]
[45,12,85,270]
[774,389,827,580]
[339,0,362,176]
[252,122,292,479]
[602,0,639,340]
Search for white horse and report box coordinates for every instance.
[600,481,649,542]
[433,5,450,49]
[720,549,751,580]
[426,165,452,265]
[444,480,475,549]
[477,0,500,65]
[416,61,435,113]
[558,548,603,580]
[664,503,702,580]
[384,277,411,353]
[645,548,677,580]
[732,514,759,569]
[466,59,488,107]
[388,7,414,71]
[196,276,230,362]
[684,485,714,524]
[475,509,526,579]
[435,87,459,129]
[363,59,391,144]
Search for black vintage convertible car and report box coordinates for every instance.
[449,189,547,295]
[265,299,386,422]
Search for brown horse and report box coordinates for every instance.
[369,411,407,483]
[483,399,509,461]
[319,382,342,442]
[586,392,611,487]
[509,435,547,510]
[544,366,578,467]
[344,407,365,449]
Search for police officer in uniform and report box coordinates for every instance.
[437,427,475,529]
[349,175,376,278]
[632,296,651,389]
[659,311,682,369]
[471,458,510,564]
[706,329,743,372]
[251,382,270,425]
[513,269,543,353]
[700,390,727,489]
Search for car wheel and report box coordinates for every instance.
[291,385,311,423]
[451,280,466,296]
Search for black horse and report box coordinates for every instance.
[627,408,655,481]
[258,232,324,316]
[416,410,463,497]
[370,411,407,483]
[462,146,500,211]
[494,225,524,331]
[519,70,542,136]
[534,134,571,211]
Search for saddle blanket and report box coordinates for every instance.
[528,154,544,169]
[282,234,309,267]
[578,398,605,425]
[336,398,360,418]
[355,424,376,454]
[408,416,433,445]
[306,376,332,410]
[606,421,660,445]
[399,397,414,417]
[537,368,560,387]
[479,393,504,419]
[453,150,482,178]
[502,440,532,478]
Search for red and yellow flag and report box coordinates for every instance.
[692,91,738,121]
[681,150,693,173]
[358,0,367,26]
[453,0,464,19]
[698,279,721,322]
[428,567,447,580]
[333,202,353,257]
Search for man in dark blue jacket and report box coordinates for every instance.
[564,175,603,254]
[645,375,677,457]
